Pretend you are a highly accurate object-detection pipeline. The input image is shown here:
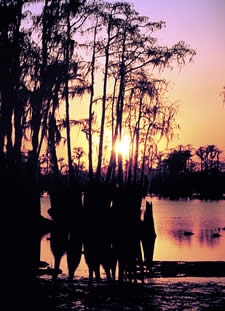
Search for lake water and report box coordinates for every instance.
[40,196,225,277]
[150,197,225,262]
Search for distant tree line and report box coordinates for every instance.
[151,144,225,199]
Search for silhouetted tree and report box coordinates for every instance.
[0,0,26,167]
[196,145,221,174]
[163,145,193,176]
[103,2,195,185]
[73,146,85,171]
[95,1,126,182]
[88,17,98,182]
[0,0,200,286]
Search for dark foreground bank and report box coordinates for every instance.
[14,261,225,311]
[16,276,225,311]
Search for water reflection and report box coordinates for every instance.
[170,229,194,246]
[199,229,222,247]
[40,188,156,282]
[169,228,223,248]
[152,197,225,261]
[41,196,225,278]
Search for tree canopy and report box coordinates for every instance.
[0,0,196,186]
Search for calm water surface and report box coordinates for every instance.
[40,196,225,277]
[150,197,225,262]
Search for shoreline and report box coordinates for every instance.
[38,260,225,279]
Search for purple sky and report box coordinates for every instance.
[113,0,225,153]
[29,0,225,157]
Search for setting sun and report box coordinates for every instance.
[116,136,130,158]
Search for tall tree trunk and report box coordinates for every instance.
[111,77,117,142]
[49,85,60,176]
[127,89,135,184]
[134,95,143,184]
[127,135,135,184]
[140,124,151,186]
[37,97,51,159]
[88,19,98,183]
[105,133,117,183]
[31,91,42,168]
[14,96,24,166]
[29,0,50,281]
[0,3,19,167]
[105,77,118,184]
[30,0,48,168]
[13,0,23,167]
[65,2,73,183]
[115,31,126,185]
[49,112,59,176]
[96,17,112,182]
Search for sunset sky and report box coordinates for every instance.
[125,0,225,154]
[29,0,225,163]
